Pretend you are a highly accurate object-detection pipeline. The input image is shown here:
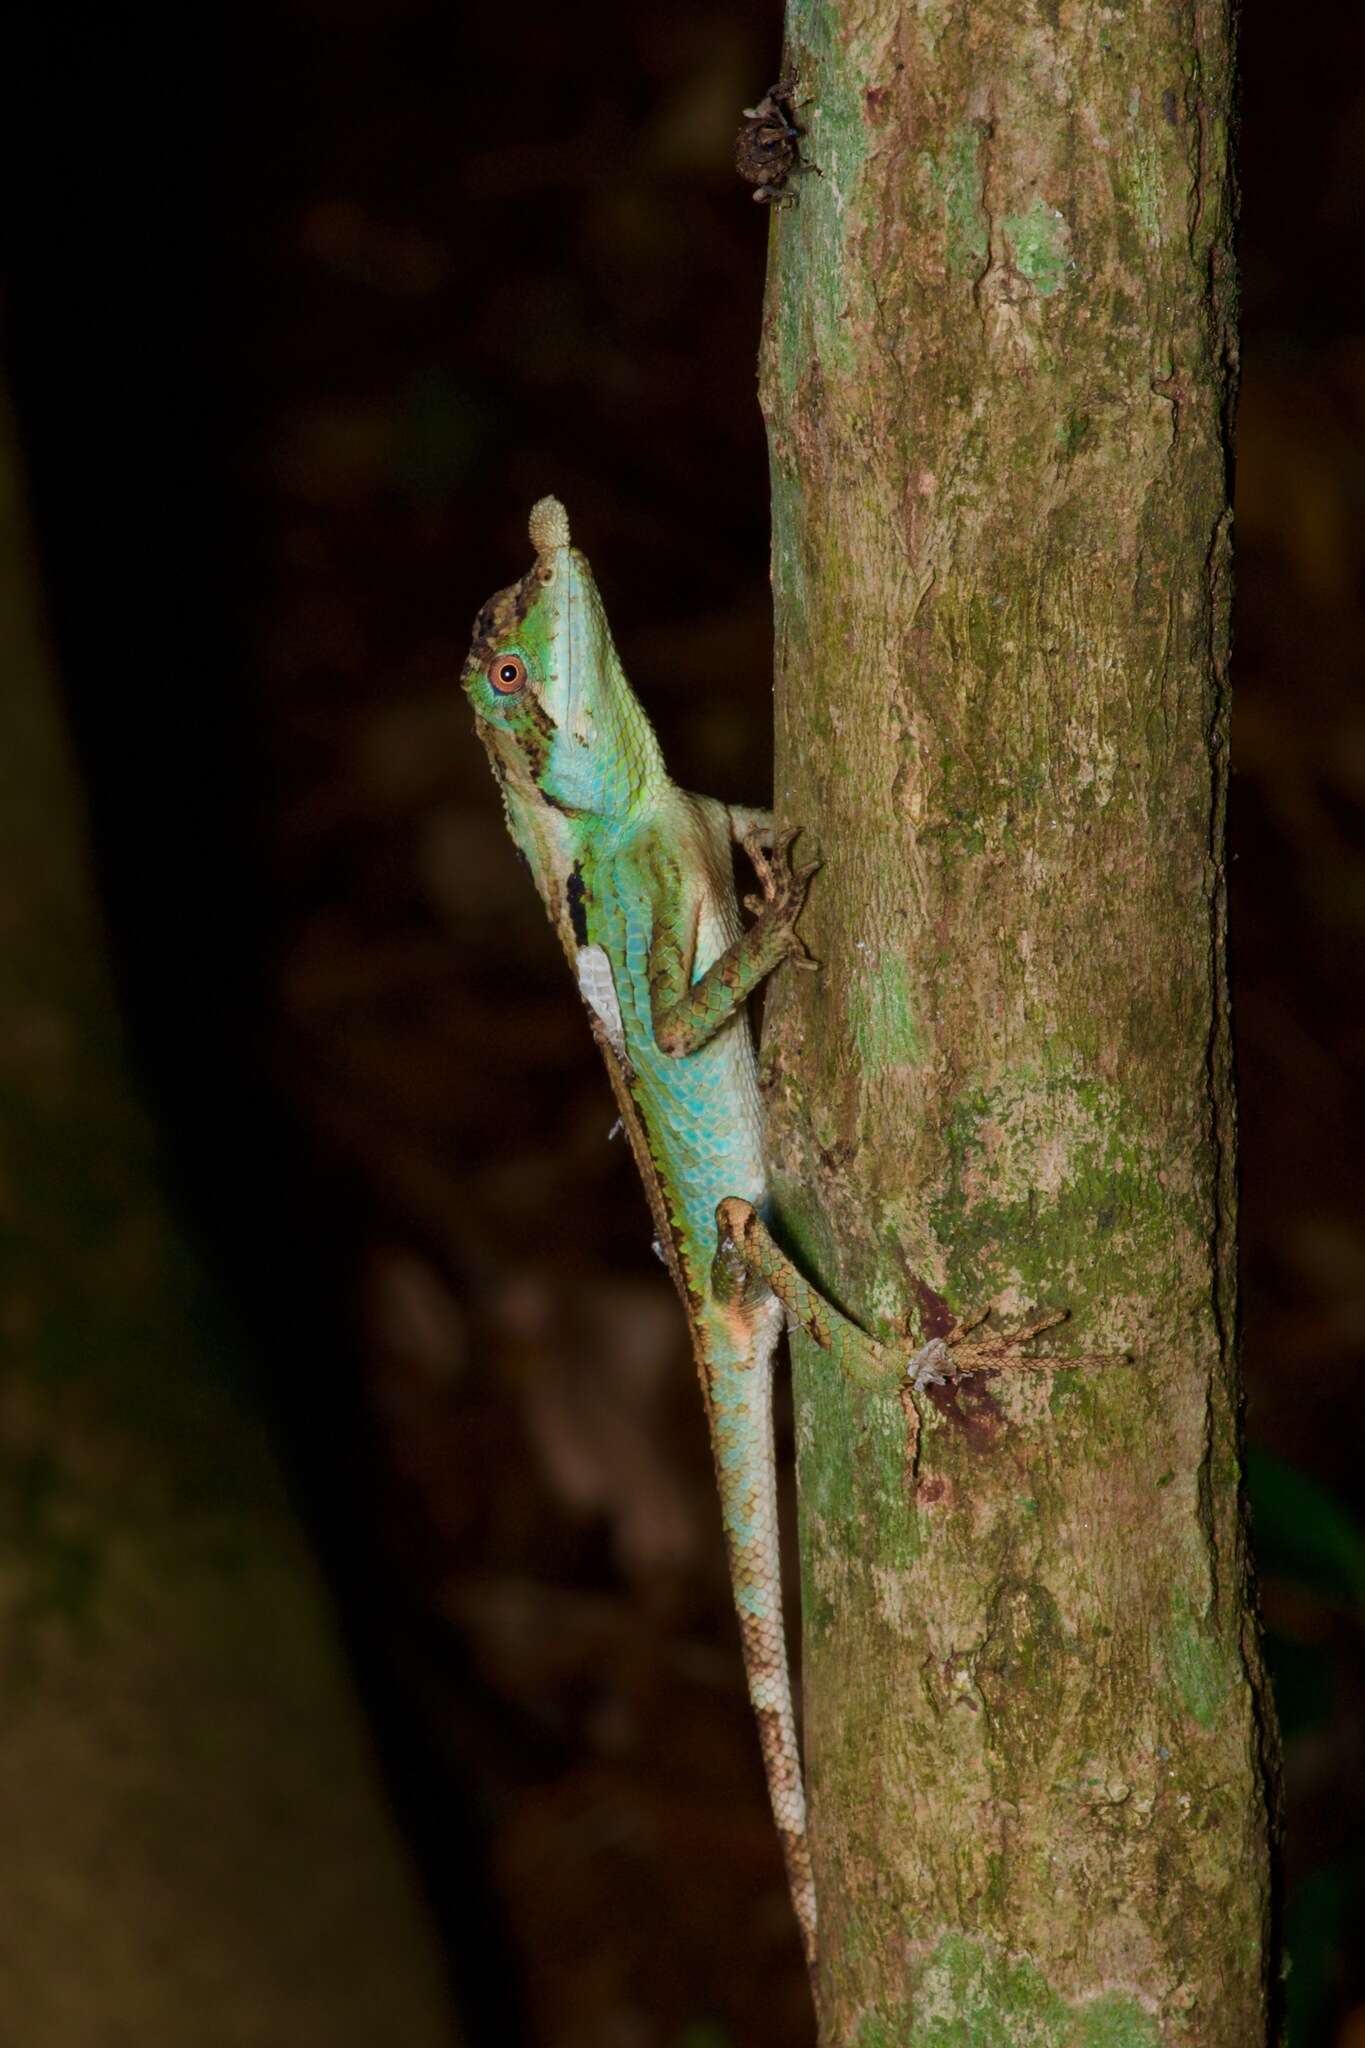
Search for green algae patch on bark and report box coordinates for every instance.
[1164,1589,1238,1731]
[903,1933,1161,2046]
[769,0,871,404]
[929,1065,1181,1325]
[921,122,991,278]
[1000,198,1074,297]
[848,951,925,1071]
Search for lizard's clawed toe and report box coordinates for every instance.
[906,1337,952,1392]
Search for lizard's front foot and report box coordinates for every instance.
[741,826,821,970]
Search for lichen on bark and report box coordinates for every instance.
[759,1,1276,2040]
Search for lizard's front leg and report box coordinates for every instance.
[650,828,818,1058]
[726,803,774,849]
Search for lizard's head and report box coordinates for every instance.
[462,496,663,825]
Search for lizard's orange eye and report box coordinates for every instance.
[489,654,527,694]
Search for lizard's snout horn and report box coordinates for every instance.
[529,495,571,555]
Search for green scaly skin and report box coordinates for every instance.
[462,497,1041,1972]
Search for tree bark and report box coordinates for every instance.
[759,3,1277,2041]
[0,388,456,2045]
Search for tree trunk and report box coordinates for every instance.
[759,3,1277,2041]
[0,389,456,2045]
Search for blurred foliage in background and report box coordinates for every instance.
[6,0,1365,2042]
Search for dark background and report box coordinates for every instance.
[7,1,1365,2042]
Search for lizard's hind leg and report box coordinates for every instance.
[713,1196,895,1387]
[714,1196,1075,1390]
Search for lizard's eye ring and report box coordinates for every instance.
[489,653,527,694]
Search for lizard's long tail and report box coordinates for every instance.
[700,1319,817,1972]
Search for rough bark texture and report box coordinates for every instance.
[0,391,456,2045]
[759,3,1277,2041]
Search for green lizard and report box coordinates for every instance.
[462,497,1059,1970]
